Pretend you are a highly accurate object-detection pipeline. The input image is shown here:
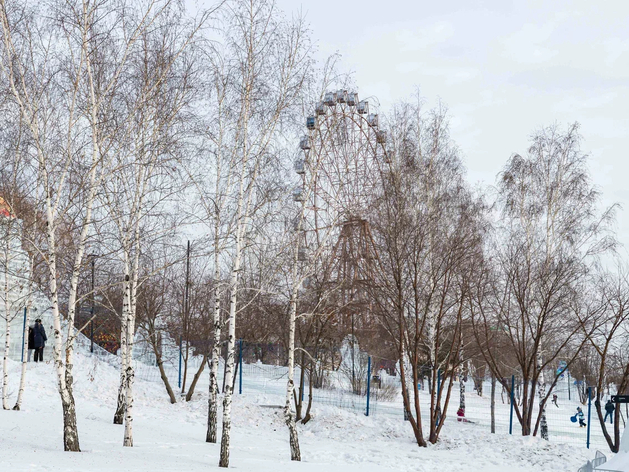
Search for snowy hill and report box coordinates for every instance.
[0,342,597,472]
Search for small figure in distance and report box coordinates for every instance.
[552,394,559,408]
[604,399,615,424]
[33,318,47,363]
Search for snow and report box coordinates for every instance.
[0,345,604,472]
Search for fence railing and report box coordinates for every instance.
[59,333,627,452]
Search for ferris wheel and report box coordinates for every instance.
[293,89,389,238]
[292,89,389,325]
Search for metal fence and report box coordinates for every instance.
[71,333,627,452]
[370,371,626,452]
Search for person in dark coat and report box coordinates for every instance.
[27,327,35,362]
[604,400,615,424]
[33,318,47,362]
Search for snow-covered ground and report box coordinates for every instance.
[0,346,603,472]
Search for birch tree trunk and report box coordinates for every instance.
[123,268,136,447]
[537,354,548,440]
[123,223,143,448]
[47,198,81,452]
[113,317,128,424]
[207,272,222,442]
[458,357,465,417]
[284,285,301,461]
[219,231,243,468]
[2,238,12,410]
[2,312,10,410]
[13,300,32,410]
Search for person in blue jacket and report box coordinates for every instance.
[576,407,586,428]
[32,318,47,362]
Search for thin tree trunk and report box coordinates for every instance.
[113,315,128,424]
[219,224,244,467]
[2,320,10,410]
[2,249,11,410]
[186,354,207,401]
[2,309,10,410]
[537,355,548,440]
[46,195,81,452]
[284,287,301,461]
[207,278,221,443]
[123,267,137,447]
[14,251,36,411]
[458,361,465,417]
[13,299,32,411]
[302,364,314,424]
[149,327,176,404]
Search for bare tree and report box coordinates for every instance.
[588,267,629,452]
[371,98,486,446]
[470,123,615,437]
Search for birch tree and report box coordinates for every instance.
[186,1,312,465]
[99,6,209,445]
[0,0,182,451]
[588,267,629,453]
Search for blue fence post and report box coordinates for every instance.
[509,375,515,435]
[366,356,372,417]
[567,371,571,401]
[20,307,27,363]
[178,335,182,389]
[587,387,592,449]
[238,339,243,395]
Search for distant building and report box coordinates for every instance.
[0,197,53,360]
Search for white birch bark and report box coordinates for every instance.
[284,284,301,461]
[1,229,14,410]
[458,364,466,415]
[13,295,32,411]
[2,310,10,410]
[207,253,222,443]
[219,217,244,468]
[537,353,549,440]
[114,318,128,424]
[123,265,136,446]
[205,57,229,445]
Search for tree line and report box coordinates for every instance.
[0,0,627,467]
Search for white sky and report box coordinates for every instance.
[274,0,629,249]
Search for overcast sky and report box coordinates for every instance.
[272,0,629,249]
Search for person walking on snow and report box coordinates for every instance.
[604,400,615,424]
[576,407,586,427]
[32,318,47,362]
[552,394,559,407]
